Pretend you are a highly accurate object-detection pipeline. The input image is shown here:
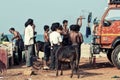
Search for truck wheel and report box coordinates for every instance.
[107,50,113,64]
[111,45,120,69]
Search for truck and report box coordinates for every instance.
[91,0,120,69]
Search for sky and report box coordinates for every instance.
[0,0,108,35]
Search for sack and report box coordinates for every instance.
[88,12,92,23]
[86,26,91,38]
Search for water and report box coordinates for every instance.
[6,34,44,42]
[7,34,92,43]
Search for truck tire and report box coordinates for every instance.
[107,51,113,64]
[111,45,120,69]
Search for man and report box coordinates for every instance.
[24,19,34,67]
[1,33,9,42]
[62,20,69,46]
[49,22,63,70]
[62,20,69,34]
[9,28,24,65]
[43,25,50,70]
[69,25,83,64]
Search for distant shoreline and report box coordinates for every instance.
[7,34,92,43]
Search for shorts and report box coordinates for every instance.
[44,42,50,62]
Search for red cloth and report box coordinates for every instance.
[0,48,7,69]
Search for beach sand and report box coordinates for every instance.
[0,43,119,80]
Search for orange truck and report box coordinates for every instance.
[91,0,120,69]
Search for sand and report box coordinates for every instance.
[0,43,119,80]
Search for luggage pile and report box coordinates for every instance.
[0,42,13,68]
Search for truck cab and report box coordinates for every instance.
[92,0,120,69]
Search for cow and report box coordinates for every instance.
[55,45,80,78]
[35,41,44,57]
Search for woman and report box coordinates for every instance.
[24,19,35,67]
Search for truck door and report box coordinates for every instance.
[101,9,120,48]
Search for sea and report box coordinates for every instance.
[7,34,92,43]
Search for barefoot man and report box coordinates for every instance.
[69,16,84,64]
[43,25,50,70]
[69,25,83,63]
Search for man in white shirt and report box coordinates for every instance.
[49,22,63,70]
[24,19,34,67]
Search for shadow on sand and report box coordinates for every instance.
[79,62,114,70]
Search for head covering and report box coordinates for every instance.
[25,18,33,27]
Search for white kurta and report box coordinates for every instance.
[24,25,34,45]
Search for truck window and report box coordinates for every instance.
[104,9,120,27]
[105,9,120,21]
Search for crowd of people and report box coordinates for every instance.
[43,16,84,70]
[7,17,84,70]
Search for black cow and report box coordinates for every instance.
[55,45,80,78]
